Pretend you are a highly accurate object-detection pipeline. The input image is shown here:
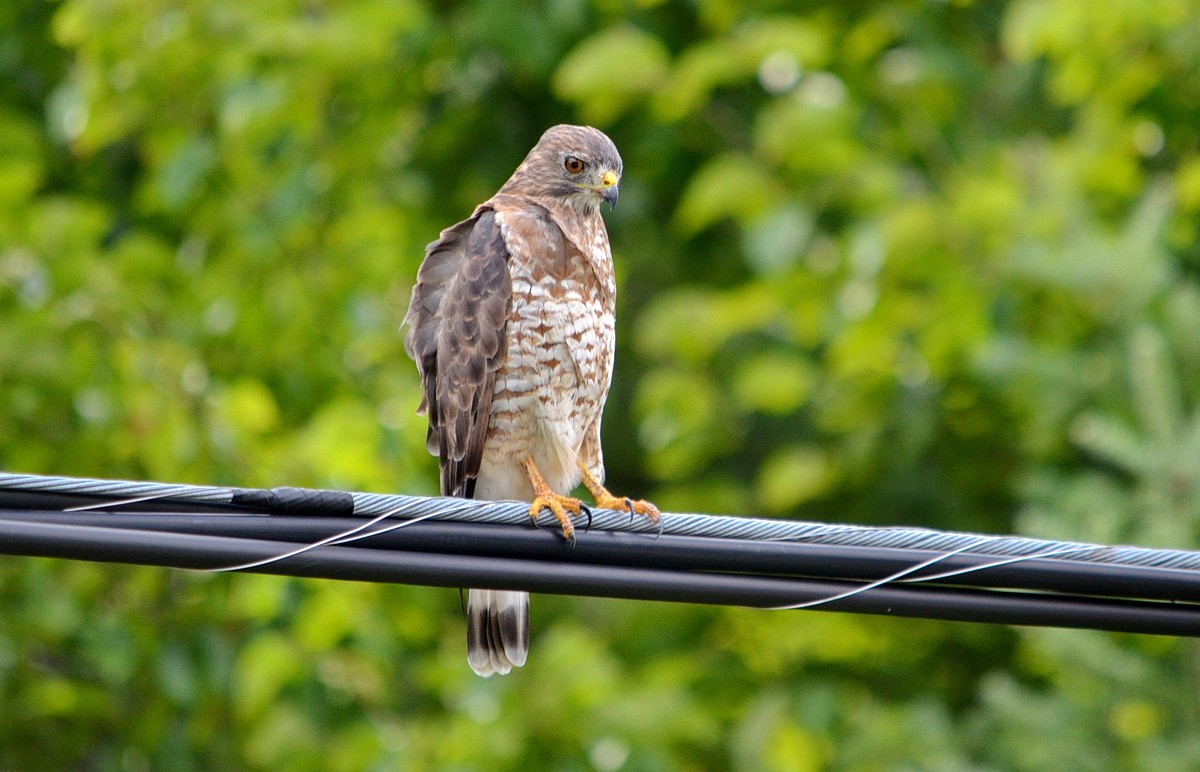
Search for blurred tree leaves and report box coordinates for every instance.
[3,0,1200,767]
[554,25,671,125]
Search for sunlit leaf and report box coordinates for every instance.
[553,25,670,125]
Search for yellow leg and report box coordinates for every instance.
[523,456,585,541]
[579,464,661,523]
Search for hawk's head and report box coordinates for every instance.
[500,124,623,212]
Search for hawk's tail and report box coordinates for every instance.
[466,589,529,676]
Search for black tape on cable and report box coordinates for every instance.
[229,487,355,517]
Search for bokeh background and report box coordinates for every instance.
[2,0,1200,768]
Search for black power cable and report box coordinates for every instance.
[4,510,1200,604]
[0,471,1199,638]
[0,516,1195,636]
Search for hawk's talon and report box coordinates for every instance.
[580,504,593,532]
[591,493,661,527]
[577,462,660,529]
[523,456,586,542]
[528,491,584,543]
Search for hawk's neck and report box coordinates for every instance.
[495,194,616,301]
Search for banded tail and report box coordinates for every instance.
[466,589,529,676]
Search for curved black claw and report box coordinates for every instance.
[625,498,636,524]
[655,516,665,539]
[580,504,593,532]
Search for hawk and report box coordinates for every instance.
[404,125,659,676]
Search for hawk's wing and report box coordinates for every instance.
[404,207,512,498]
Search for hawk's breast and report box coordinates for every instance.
[484,205,615,490]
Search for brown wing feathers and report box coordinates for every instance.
[404,207,512,499]
[404,213,477,453]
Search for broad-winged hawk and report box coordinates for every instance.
[404,125,659,676]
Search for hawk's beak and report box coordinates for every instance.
[600,169,620,208]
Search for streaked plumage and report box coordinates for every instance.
[405,125,656,676]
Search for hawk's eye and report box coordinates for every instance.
[564,156,586,174]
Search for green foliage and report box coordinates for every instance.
[2,0,1200,767]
